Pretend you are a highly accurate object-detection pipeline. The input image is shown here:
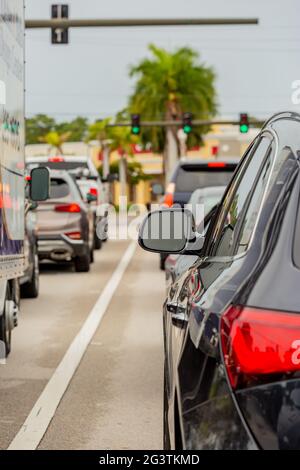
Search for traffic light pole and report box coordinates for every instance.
[105,119,265,128]
[25,18,259,29]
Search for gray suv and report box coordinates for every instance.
[36,170,95,272]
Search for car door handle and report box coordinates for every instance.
[166,301,177,313]
[167,302,188,326]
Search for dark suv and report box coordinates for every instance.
[159,158,238,269]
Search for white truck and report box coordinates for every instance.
[0,1,49,358]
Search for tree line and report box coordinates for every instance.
[26,45,217,164]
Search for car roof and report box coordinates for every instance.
[26,155,90,162]
[178,156,240,166]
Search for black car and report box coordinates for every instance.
[160,158,238,270]
[139,112,300,450]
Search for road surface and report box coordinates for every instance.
[0,240,164,450]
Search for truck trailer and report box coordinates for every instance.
[0,1,49,358]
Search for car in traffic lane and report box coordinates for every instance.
[165,186,226,285]
[26,155,108,250]
[160,158,238,269]
[139,112,300,450]
[36,171,94,272]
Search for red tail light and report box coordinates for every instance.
[48,156,64,163]
[65,231,82,240]
[55,203,81,213]
[221,306,300,389]
[89,187,98,197]
[208,162,226,168]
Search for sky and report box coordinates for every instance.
[25,0,300,121]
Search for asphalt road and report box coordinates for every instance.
[0,240,164,450]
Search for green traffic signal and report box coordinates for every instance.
[183,124,192,134]
[132,126,140,135]
[239,113,249,134]
[131,114,141,135]
[183,112,193,135]
[240,123,249,133]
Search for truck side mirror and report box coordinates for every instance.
[29,167,50,202]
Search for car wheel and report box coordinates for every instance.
[74,251,90,272]
[0,287,12,357]
[163,367,171,450]
[160,257,165,271]
[90,248,95,264]
[21,248,39,299]
[94,233,102,250]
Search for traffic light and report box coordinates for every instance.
[131,114,141,135]
[183,112,193,134]
[239,113,249,133]
[51,4,69,44]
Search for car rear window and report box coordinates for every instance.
[28,162,89,171]
[50,179,70,199]
[174,165,236,192]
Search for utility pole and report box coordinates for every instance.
[102,141,111,204]
[25,18,259,29]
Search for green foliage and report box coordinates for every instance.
[26,114,56,145]
[39,131,72,154]
[98,159,149,186]
[86,118,112,143]
[128,44,218,152]
[25,115,88,145]
[55,117,89,142]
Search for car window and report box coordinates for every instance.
[175,165,235,192]
[236,151,273,254]
[50,179,70,199]
[212,136,273,258]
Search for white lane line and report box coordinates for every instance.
[8,242,136,450]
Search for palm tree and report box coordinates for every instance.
[39,131,71,154]
[109,127,139,199]
[87,120,139,199]
[128,44,217,179]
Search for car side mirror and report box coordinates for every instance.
[29,167,50,202]
[29,201,38,211]
[138,208,204,255]
[86,193,97,203]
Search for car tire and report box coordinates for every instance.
[163,367,171,450]
[21,248,39,299]
[90,248,94,264]
[160,257,165,271]
[94,234,102,250]
[0,287,12,357]
[74,251,90,273]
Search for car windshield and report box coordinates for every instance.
[175,165,235,192]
